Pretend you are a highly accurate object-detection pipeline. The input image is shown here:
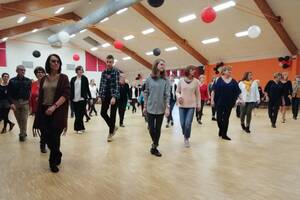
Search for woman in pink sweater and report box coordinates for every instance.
[176,65,200,147]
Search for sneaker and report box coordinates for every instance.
[107,134,113,142]
[150,148,162,157]
[77,131,84,134]
[184,138,190,148]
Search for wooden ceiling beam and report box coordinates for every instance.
[0,12,75,39]
[0,0,77,19]
[132,3,208,65]
[253,0,298,55]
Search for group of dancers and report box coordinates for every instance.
[0,53,299,173]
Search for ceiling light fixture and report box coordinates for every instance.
[32,29,39,33]
[80,29,87,33]
[235,31,248,38]
[55,7,65,14]
[2,37,8,42]
[146,51,153,56]
[122,56,131,60]
[123,35,135,41]
[201,37,220,44]
[90,47,98,51]
[213,1,236,12]
[101,43,111,48]
[165,46,178,52]
[70,34,76,38]
[100,17,109,23]
[178,14,197,23]
[142,28,155,35]
[117,8,128,15]
[17,16,26,24]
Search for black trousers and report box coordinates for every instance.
[73,100,86,131]
[167,100,176,123]
[217,105,232,137]
[147,113,164,147]
[131,99,137,113]
[196,100,205,121]
[88,98,97,115]
[70,101,74,117]
[0,107,13,130]
[101,98,118,134]
[268,102,280,125]
[118,99,127,125]
[211,106,216,117]
[292,98,300,118]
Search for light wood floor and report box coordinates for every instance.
[0,106,299,200]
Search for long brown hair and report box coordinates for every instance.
[184,65,196,77]
[151,58,166,79]
[242,72,252,81]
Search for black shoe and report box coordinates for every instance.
[150,148,162,157]
[212,117,217,121]
[197,120,202,125]
[85,117,91,122]
[241,123,246,131]
[40,147,47,153]
[19,136,26,142]
[272,124,276,128]
[222,136,231,140]
[50,165,59,173]
[9,123,15,131]
[171,121,174,126]
[120,124,125,127]
[245,126,251,133]
[166,124,169,128]
[1,128,6,134]
[293,116,297,120]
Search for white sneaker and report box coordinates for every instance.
[77,131,83,134]
[107,134,113,142]
[184,138,190,148]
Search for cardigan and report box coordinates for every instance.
[33,74,70,130]
[70,75,91,101]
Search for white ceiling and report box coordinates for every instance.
[0,0,299,74]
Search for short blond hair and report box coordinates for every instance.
[220,66,232,75]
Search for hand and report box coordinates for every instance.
[288,95,292,100]
[196,106,201,112]
[165,108,170,118]
[211,100,215,107]
[62,127,67,136]
[32,128,41,137]
[45,105,56,116]
[110,97,116,105]
[178,97,184,105]
[11,104,16,112]
[143,108,147,116]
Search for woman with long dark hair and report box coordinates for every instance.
[33,54,70,173]
[176,65,200,147]
[280,72,293,123]
[0,73,15,133]
[143,58,170,157]
[211,66,241,140]
[238,72,260,133]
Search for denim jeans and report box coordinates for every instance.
[179,108,195,139]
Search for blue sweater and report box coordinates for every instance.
[213,77,241,107]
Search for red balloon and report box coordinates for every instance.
[114,40,123,49]
[201,6,216,23]
[73,54,80,61]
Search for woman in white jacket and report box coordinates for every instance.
[238,72,260,133]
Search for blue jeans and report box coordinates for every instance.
[179,108,195,139]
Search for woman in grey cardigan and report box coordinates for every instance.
[143,59,170,157]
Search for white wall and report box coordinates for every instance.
[0,30,102,86]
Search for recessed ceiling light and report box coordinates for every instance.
[70,34,76,38]
[123,35,135,41]
[122,56,131,60]
[142,28,155,35]
[146,51,153,56]
[235,31,248,38]
[17,16,26,24]
[178,14,196,23]
[55,7,64,14]
[116,8,128,15]
[90,47,98,51]
[2,37,8,42]
[101,43,111,48]
[165,46,178,52]
[80,29,87,33]
[32,29,39,33]
[202,37,220,44]
[100,17,109,23]
[213,1,236,12]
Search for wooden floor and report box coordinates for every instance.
[0,106,299,200]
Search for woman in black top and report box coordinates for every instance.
[280,72,293,123]
[70,66,91,134]
[0,73,15,133]
[211,66,241,141]
[264,73,284,128]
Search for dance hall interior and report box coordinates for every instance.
[0,0,300,200]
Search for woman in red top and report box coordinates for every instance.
[196,75,209,124]
[30,67,46,115]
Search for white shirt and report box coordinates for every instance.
[239,81,260,103]
[132,87,137,99]
[89,85,98,98]
[73,78,84,102]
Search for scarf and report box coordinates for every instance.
[243,80,252,93]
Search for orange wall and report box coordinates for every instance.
[206,55,300,88]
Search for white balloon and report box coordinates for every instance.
[58,31,70,43]
[248,25,261,39]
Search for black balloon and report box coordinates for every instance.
[147,0,164,8]
[153,48,161,56]
[32,50,41,58]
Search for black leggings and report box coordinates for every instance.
[147,113,164,147]
[131,99,137,113]
[0,107,13,130]
[196,100,205,121]
[88,98,97,115]
[217,106,232,137]
[268,102,280,125]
